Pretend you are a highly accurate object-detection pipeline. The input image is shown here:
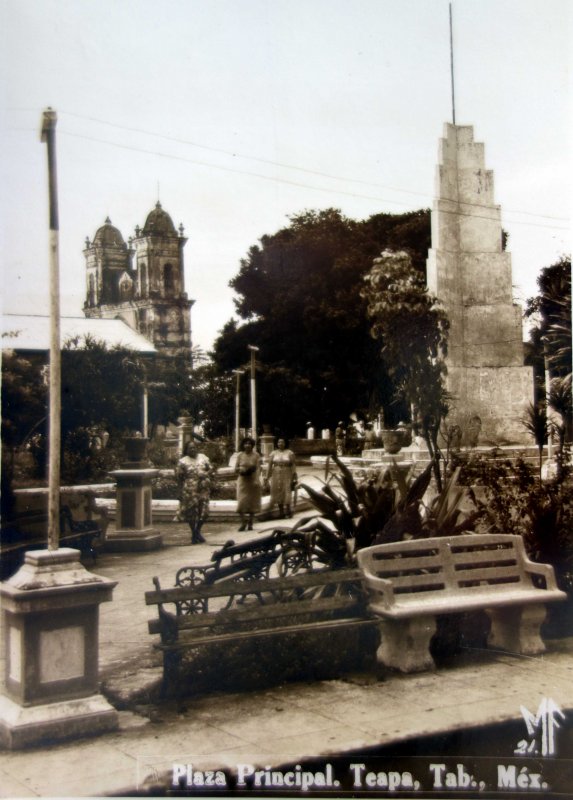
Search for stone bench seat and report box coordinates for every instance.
[357,533,567,673]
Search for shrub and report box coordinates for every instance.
[454,451,573,593]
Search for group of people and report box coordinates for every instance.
[176,437,297,543]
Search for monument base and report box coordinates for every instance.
[104,529,162,552]
[0,692,118,749]
[446,365,534,445]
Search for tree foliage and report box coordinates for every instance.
[1,350,47,453]
[526,256,571,378]
[213,208,431,436]
[361,249,449,484]
[146,352,235,438]
[525,256,572,442]
[61,336,142,437]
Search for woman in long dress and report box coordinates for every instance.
[235,437,261,531]
[266,438,297,519]
[176,441,212,543]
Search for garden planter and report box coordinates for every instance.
[397,426,412,448]
[381,429,402,454]
[123,436,149,467]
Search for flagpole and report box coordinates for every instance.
[41,108,61,551]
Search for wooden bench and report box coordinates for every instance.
[0,506,102,579]
[146,567,374,696]
[357,533,568,673]
[173,531,283,611]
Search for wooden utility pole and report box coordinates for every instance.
[40,108,61,551]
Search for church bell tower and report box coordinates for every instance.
[84,203,194,357]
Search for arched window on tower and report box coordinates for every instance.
[139,261,148,297]
[163,263,175,296]
[88,274,96,306]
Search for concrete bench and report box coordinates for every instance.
[146,567,374,696]
[357,533,567,673]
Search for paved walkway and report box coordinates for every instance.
[1,496,573,797]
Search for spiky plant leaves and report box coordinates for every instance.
[403,461,433,508]
[331,454,361,508]
[291,514,324,531]
[390,461,409,504]
[298,483,340,523]
[376,504,424,544]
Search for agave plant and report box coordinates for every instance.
[282,455,433,565]
[417,466,483,537]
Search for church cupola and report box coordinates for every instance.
[84,204,193,357]
[83,217,133,308]
[132,202,188,302]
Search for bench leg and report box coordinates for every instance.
[377,615,437,673]
[162,651,183,699]
[486,604,547,655]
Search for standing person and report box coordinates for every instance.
[235,436,261,531]
[176,441,212,544]
[266,438,297,519]
[364,423,377,450]
[335,421,346,456]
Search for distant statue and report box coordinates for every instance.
[335,422,346,456]
[466,415,482,448]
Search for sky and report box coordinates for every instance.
[1,0,571,353]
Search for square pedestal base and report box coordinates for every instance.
[0,692,119,749]
[105,530,162,552]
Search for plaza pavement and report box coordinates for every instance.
[0,481,572,797]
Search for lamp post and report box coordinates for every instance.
[543,336,553,463]
[41,108,61,551]
[248,345,259,445]
[232,369,245,452]
[123,358,163,438]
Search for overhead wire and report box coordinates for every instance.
[54,128,569,233]
[56,110,568,224]
[8,109,570,232]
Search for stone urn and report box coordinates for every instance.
[397,425,413,448]
[123,436,149,467]
[381,429,402,455]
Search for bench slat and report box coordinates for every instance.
[149,594,365,635]
[379,572,446,591]
[156,616,378,651]
[146,568,363,605]
[368,554,444,574]
[452,565,524,586]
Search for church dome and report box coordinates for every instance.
[141,202,177,237]
[93,217,126,248]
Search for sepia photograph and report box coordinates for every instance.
[0,0,571,797]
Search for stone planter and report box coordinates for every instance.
[124,436,149,467]
[397,426,413,448]
[381,429,402,455]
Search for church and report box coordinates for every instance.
[83,202,193,357]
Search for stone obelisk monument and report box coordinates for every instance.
[426,123,534,443]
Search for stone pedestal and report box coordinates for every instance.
[107,468,161,551]
[177,415,194,457]
[0,548,118,749]
[259,433,274,459]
